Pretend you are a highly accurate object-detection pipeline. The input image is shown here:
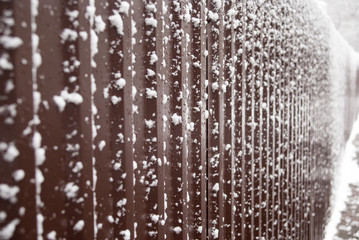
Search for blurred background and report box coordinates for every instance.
[323,0,359,51]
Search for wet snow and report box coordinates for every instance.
[109,13,124,35]
[1,0,358,238]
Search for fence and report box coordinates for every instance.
[1,0,359,239]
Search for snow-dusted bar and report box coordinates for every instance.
[1,0,359,239]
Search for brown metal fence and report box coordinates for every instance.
[1,0,359,239]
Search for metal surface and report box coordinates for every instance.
[1,0,358,239]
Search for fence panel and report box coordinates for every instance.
[1,0,359,239]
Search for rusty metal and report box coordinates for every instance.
[1,0,358,239]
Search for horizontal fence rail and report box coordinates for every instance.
[1,0,359,239]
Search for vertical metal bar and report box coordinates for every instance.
[162,1,186,239]
[264,3,276,238]
[77,2,96,239]
[180,1,190,239]
[279,3,291,238]
[244,2,256,239]
[91,0,115,238]
[106,0,135,239]
[156,0,165,239]
[131,0,161,238]
[270,4,280,237]
[260,2,270,239]
[145,0,161,238]
[161,1,175,239]
[199,1,208,239]
[233,2,245,239]
[184,1,207,239]
[276,4,283,238]
[0,1,37,239]
[257,5,266,239]
[131,0,147,238]
[229,1,238,238]
[207,0,224,239]
[30,1,94,239]
[222,1,235,239]
[240,1,248,240]
[252,4,265,239]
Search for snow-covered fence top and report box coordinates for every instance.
[1,0,359,239]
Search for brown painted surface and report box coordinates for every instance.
[1,0,358,239]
